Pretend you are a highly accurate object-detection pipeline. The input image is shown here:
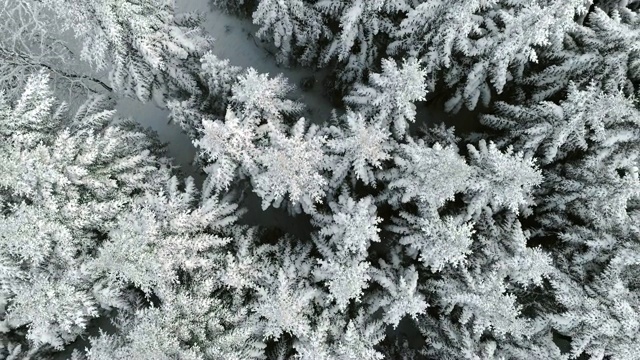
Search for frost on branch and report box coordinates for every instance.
[539,161,640,263]
[523,6,640,102]
[199,52,243,114]
[316,0,413,87]
[368,259,428,328]
[253,0,329,66]
[388,204,474,272]
[250,242,320,341]
[482,82,640,165]
[292,311,385,360]
[430,268,533,340]
[475,213,554,290]
[82,277,265,360]
[313,193,381,256]
[389,0,587,111]
[417,311,562,360]
[232,68,304,124]
[465,139,542,218]
[194,109,259,193]
[0,0,107,99]
[549,253,640,360]
[89,176,238,298]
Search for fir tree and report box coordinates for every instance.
[344,58,427,139]
[389,0,589,111]
[522,3,640,102]
[252,0,329,66]
[0,71,169,354]
[0,0,113,99]
[41,0,213,102]
[322,111,394,191]
[481,75,640,359]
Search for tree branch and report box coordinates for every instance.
[36,61,113,92]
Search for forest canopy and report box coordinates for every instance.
[1,0,640,359]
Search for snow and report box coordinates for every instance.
[111,0,482,236]
[54,0,476,184]
[113,97,205,184]
[48,0,478,239]
[48,0,334,184]
[175,0,336,125]
[112,0,336,186]
[168,0,334,234]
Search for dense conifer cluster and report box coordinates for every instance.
[2,1,640,359]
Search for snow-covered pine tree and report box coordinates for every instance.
[536,156,640,358]
[311,192,382,310]
[375,130,554,356]
[322,111,394,191]
[76,283,265,360]
[11,0,639,358]
[314,0,413,88]
[377,138,472,208]
[217,0,416,92]
[481,75,640,358]
[522,3,640,103]
[0,71,269,359]
[535,131,640,360]
[389,0,589,112]
[192,109,259,194]
[344,58,427,139]
[189,59,329,214]
[231,67,305,126]
[251,118,327,213]
[252,0,329,66]
[481,81,639,166]
[195,112,327,215]
[167,52,318,216]
[0,0,114,99]
[216,228,328,353]
[547,250,640,360]
[416,210,557,359]
[41,0,213,102]
[166,51,244,141]
[215,223,389,359]
[87,175,241,300]
[292,309,386,360]
[171,56,565,357]
[199,52,244,115]
[75,183,266,360]
[0,71,170,356]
